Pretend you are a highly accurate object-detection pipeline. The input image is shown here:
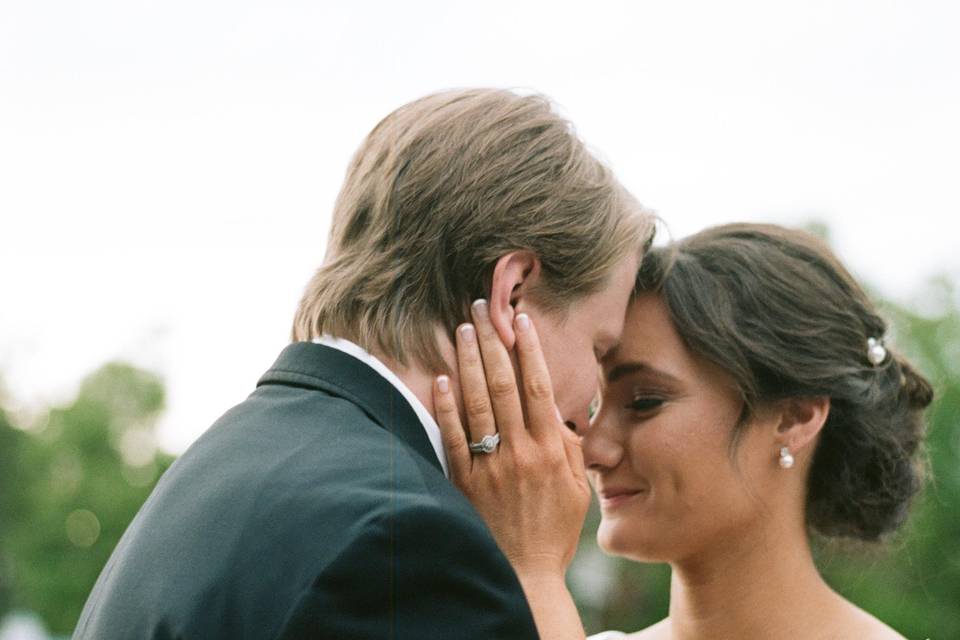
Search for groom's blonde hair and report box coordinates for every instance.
[292,88,653,372]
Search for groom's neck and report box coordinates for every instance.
[377,352,438,417]
[368,330,461,424]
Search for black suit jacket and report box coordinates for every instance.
[74,342,539,639]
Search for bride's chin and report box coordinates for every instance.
[596,519,672,563]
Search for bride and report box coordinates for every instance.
[432,223,933,639]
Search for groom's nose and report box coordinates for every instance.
[564,407,591,436]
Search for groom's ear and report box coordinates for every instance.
[488,251,541,350]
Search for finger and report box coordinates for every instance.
[456,322,498,442]
[560,426,588,487]
[433,374,472,480]
[513,312,563,442]
[470,299,526,443]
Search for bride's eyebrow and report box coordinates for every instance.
[605,361,681,386]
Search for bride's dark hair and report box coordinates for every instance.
[636,223,933,542]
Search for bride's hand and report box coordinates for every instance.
[432,300,591,581]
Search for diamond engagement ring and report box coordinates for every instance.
[468,433,501,454]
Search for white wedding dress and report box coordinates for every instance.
[588,632,626,639]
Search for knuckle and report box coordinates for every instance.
[436,409,460,430]
[464,396,492,418]
[435,396,456,416]
[561,427,582,447]
[485,461,504,482]
[525,376,553,400]
[459,349,482,366]
[512,453,534,475]
[512,450,541,474]
[542,446,566,468]
[488,374,516,398]
[446,440,467,457]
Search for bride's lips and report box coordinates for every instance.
[598,488,646,509]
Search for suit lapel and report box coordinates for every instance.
[257,342,443,474]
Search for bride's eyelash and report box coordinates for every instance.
[627,395,665,412]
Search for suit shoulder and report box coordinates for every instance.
[287,491,538,638]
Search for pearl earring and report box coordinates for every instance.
[778,446,795,469]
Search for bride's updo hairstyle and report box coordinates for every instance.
[636,223,933,541]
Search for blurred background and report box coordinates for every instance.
[1,1,958,637]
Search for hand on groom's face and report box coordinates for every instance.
[500,255,640,434]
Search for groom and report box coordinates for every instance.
[74,89,652,638]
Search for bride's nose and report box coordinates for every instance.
[580,406,624,470]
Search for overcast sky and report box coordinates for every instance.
[2,0,958,453]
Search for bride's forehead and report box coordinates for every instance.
[623,296,684,349]
[607,301,714,381]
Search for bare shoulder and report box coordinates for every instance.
[588,619,670,640]
[842,601,907,639]
[627,618,671,640]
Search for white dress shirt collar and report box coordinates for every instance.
[312,335,449,478]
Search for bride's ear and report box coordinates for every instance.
[776,396,830,457]
[487,251,541,350]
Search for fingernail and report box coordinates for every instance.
[437,375,450,393]
[459,324,476,343]
[472,299,489,319]
[515,313,530,332]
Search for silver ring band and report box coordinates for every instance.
[468,433,501,454]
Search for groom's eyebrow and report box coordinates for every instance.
[605,361,680,385]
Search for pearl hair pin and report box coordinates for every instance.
[867,337,888,366]
[779,446,795,469]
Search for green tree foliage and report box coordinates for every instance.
[0,363,174,634]
[570,276,960,636]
